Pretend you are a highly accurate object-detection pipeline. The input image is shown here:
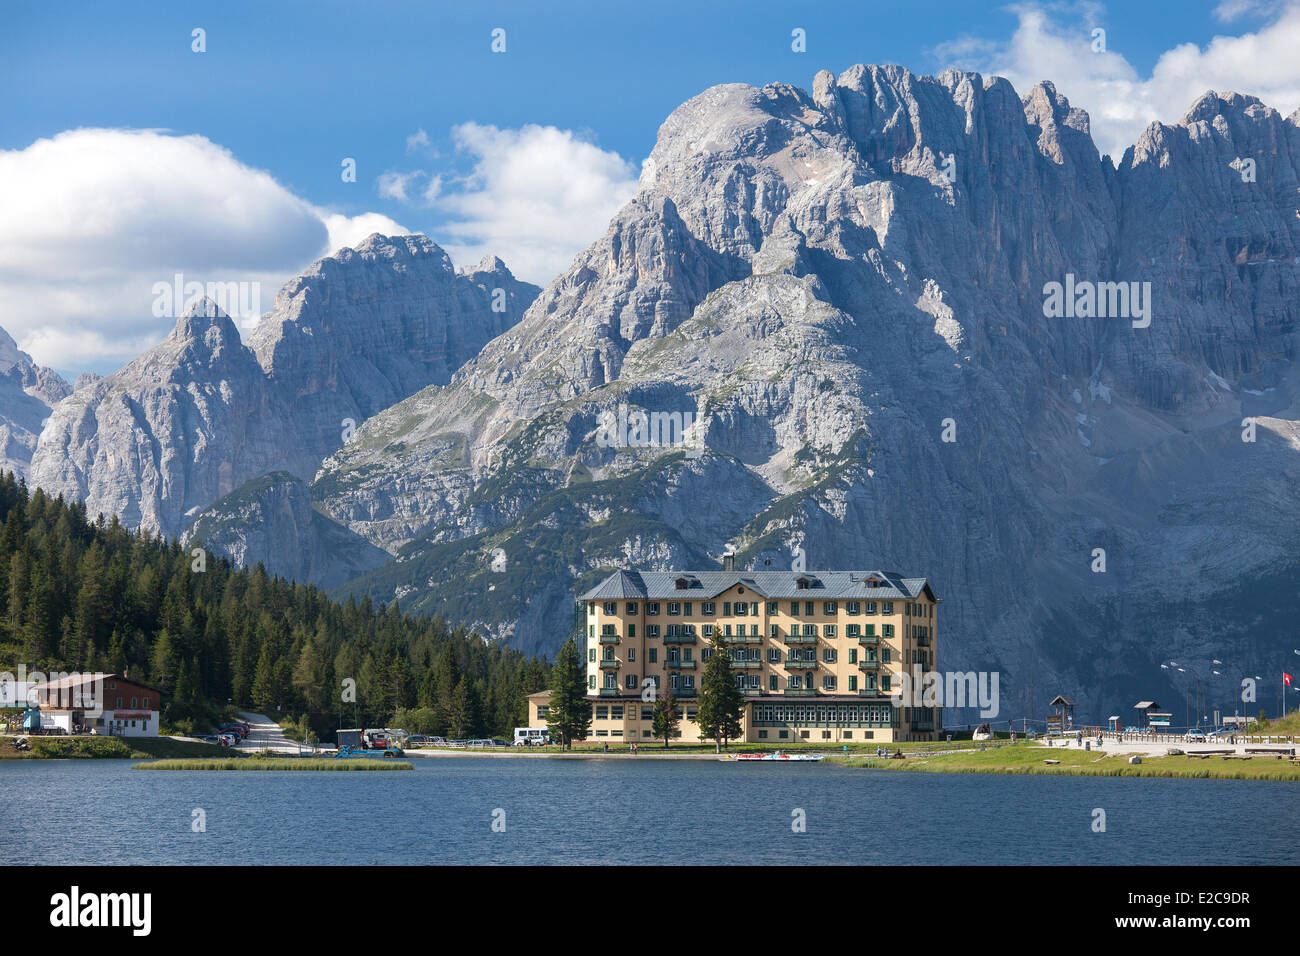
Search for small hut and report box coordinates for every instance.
[1047,695,1076,733]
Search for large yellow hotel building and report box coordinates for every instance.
[529,558,941,744]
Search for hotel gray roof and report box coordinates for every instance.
[579,570,936,602]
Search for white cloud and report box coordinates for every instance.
[405,128,433,154]
[0,128,406,373]
[322,212,410,256]
[430,123,638,286]
[933,1,1300,159]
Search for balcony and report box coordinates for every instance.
[730,660,762,669]
[670,686,698,698]
[856,635,879,646]
[917,636,931,647]
[785,657,817,668]
[857,659,880,670]
[783,688,818,697]
[857,687,882,696]
[662,633,697,645]
[598,687,622,697]
[665,659,696,670]
[727,632,763,644]
[599,659,620,670]
[599,633,620,645]
[783,634,817,645]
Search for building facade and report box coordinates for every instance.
[529,561,941,744]
[32,673,162,737]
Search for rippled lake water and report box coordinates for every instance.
[2,757,1296,865]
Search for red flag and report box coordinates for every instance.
[1286,673,1294,686]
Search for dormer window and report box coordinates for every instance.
[675,577,690,590]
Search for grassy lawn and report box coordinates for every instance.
[828,741,1300,781]
[1,735,230,760]
[133,758,412,771]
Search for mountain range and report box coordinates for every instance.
[11,64,1300,721]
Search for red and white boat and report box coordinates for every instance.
[731,751,823,761]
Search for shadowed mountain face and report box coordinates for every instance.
[27,235,538,540]
[304,66,1300,720]
[0,326,71,479]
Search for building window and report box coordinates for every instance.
[647,625,660,638]
[626,602,638,615]
[589,648,596,662]
[766,602,778,615]
[823,625,837,638]
[702,602,716,616]
[864,602,877,614]
[882,624,895,637]
[628,648,636,661]
[588,675,596,689]
[603,602,616,615]
[847,601,860,615]
[822,676,837,691]
[882,601,894,614]
[849,676,857,691]
[667,602,681,616]
[823,649,837,663]
[628,624,636,638]
[588,603,596,616]
[823,601,837,615]
[804,602,814,616]
[683,602,692,615]
[647,602,660,616]
[649,648,658,663]
[789,602,799,615]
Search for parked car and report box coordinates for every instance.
[196,734,219,743]
[406,735,433,746]
[1185,729,1207,742]
[490,739,510,747]
[217,733,239,747]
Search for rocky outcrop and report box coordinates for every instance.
[0,326,71,479]
[248,234,538,479]
[181,472,389,589]
[312,66,1300,722]
[29,236,537,537]
[29,299,287,532]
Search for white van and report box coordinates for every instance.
[514,727,550,747]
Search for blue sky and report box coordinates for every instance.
[1,0,1296,375]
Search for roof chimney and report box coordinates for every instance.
[722,551,735,572]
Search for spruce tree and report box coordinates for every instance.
[546,635,591,749]
[652,690,680,748]
[697,638,745,752]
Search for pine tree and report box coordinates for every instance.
[697,638,745,753]
[651,690,680,748]
[252,640,276,713]
[546,636,591,749]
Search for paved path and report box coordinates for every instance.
[233,711,312,754]
[1032,736,1294,758]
